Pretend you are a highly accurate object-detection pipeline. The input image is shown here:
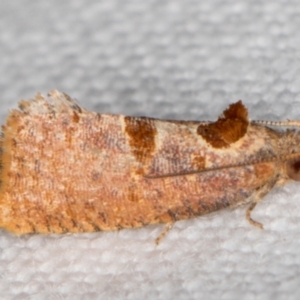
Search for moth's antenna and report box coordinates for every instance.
[252,120,300,127]
[145,151,300,179]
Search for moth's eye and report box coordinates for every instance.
[287,160,300,181]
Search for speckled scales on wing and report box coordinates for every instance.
[0,91,299,235]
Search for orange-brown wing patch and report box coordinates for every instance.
[191,154,206,170]
[197,101,249,148]
[125,117,157,164]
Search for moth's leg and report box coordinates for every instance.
[245,176,279,229]
[246,202,263,229]
[155,223,173,245]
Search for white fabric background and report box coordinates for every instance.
[1,1,300,299]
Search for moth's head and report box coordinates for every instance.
[287,160,300,181]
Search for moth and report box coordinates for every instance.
[0,91,299,242]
